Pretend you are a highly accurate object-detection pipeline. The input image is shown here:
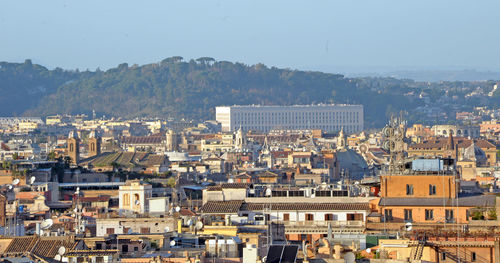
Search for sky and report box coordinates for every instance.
[1,0,500,73]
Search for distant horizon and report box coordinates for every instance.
[3,57,500,82]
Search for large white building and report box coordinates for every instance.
[216,104,363,133]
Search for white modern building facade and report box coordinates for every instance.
[216,104,363,133]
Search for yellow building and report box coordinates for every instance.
[119,180,152,214]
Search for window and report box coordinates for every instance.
[472,252,476,261]
[347,213,363,221]
[429,184,436,195]
[404,209,413,222]
[384,209,393,222]
[445,209,454,223]
[305,214,314,221]
[441,252,446,260]
[425,209,434,220]
[106,228,115,234]
[406,184,414,195]
[140,227,150,234]
[123,194,130,206]
[134,194,140,205]
[283,213,290,221]
[325,214,334,221]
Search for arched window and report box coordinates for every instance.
[90,142,95,152]
[70,143,74,152]
[134,194,140,205]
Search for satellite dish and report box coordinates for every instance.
[195,221,204,230]
[58,246,66,255]
[8,185,13,190]
[41,219,54,230]
[365,248,372,254]
[75,187,80,195]
[228,178,234,183]
[30,176,36,184]
[175,206,181,212]
[135,199,140,205]
[164,226,170,233]
[169,240,176,247]
[344,252,355,263]
[405,222,413,231]
[265,188,272,197]
[127,228,133,234]
[310,193,315,198]
[187,219,193,226]
[54,255,61,261]
[12,179,20,185]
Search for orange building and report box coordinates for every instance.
[378,159,495,225]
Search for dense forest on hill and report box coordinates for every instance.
[1,58,499,128]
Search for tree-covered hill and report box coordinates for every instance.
[1,57,499,128]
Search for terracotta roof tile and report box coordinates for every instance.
[410,137,497,150]
[242,203,370,211]
[200,201,243,214]
[16,192,43,200]
[122,136,163,145]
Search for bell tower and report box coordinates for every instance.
[67,130,80,165]
[88,130,101,157]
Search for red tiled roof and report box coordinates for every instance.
[410,137,497,150]
[179,208,197,216]
[200,201,244,214]
[242,202,369,211]
[271,151,290,159]
[16,192,43,200]
[80,195,110,202]
[122,136,163,145]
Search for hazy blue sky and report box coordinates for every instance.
[1,0,499,73]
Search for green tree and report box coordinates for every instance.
[166,176,176,188]
[47,151,57,161]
